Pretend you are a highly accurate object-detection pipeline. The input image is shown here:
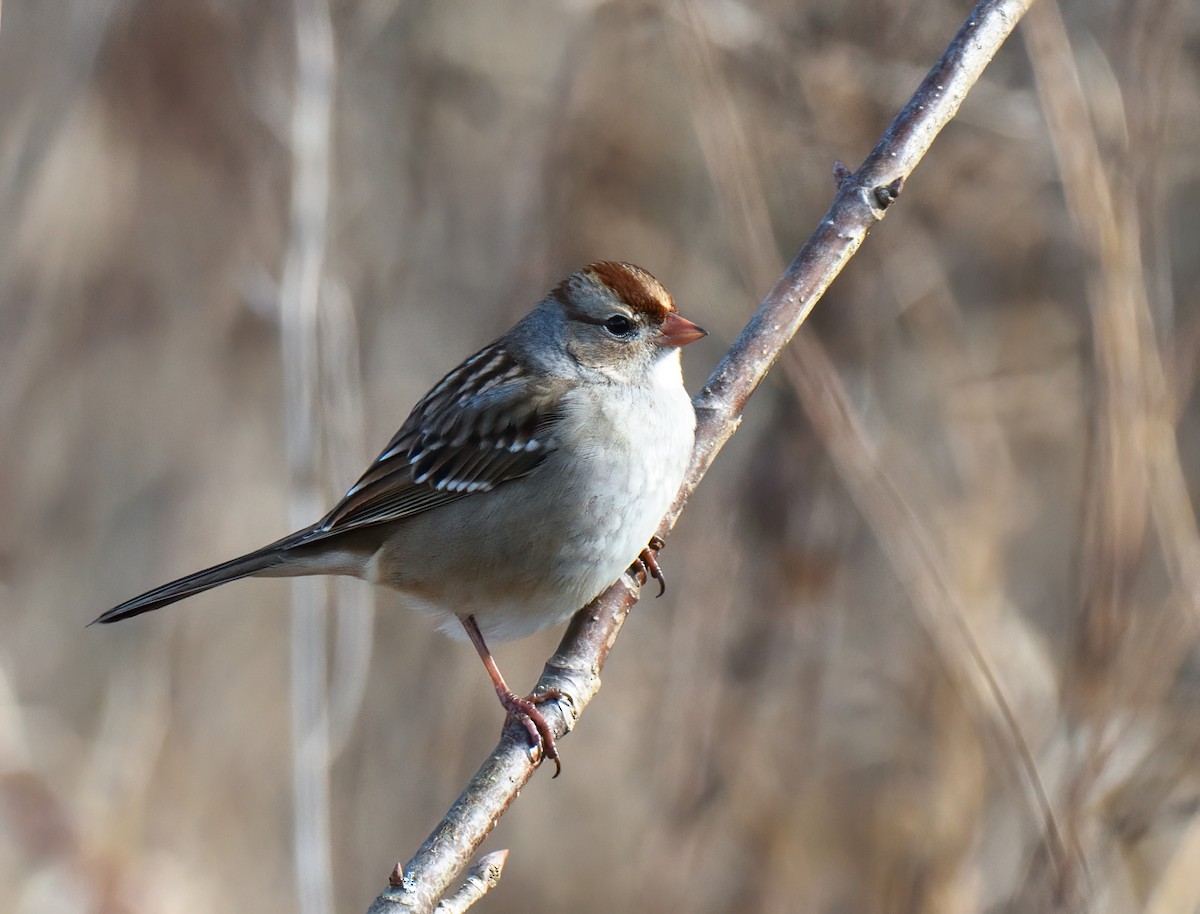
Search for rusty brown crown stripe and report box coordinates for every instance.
[583,262,674,318]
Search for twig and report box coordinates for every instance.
[366,1,1036,911]
[429,851,509,914]
[673,0,1073,894]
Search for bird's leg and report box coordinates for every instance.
[629,534,667,596]
[461,614,562,777]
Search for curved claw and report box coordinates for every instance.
[497,688,562,777]
[634,537,667,597]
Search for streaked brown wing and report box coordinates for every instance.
[308,344,565,537]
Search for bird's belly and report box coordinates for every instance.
[367,391,693,643]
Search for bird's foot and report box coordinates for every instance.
[629,535,666,596]
[495,686,563,778]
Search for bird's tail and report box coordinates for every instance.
[93,542,290,625]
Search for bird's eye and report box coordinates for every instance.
[603,315,635,337]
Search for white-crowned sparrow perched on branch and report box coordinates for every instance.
[95,261,706,773]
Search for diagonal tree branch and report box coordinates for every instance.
[367,1,1036,911]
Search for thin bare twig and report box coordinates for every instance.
[367,1,1036,911]
[430,851,509,914]
[669,6,1073,891]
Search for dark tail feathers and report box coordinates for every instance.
[93,544,287,625]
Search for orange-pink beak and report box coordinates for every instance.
[655,312,707,348]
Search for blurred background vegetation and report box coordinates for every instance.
[2,0,1199,911]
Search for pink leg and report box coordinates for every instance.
[461,615,561,777]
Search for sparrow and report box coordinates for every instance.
[95,261,706,773]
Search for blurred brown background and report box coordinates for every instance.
[2,0,1199,911]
